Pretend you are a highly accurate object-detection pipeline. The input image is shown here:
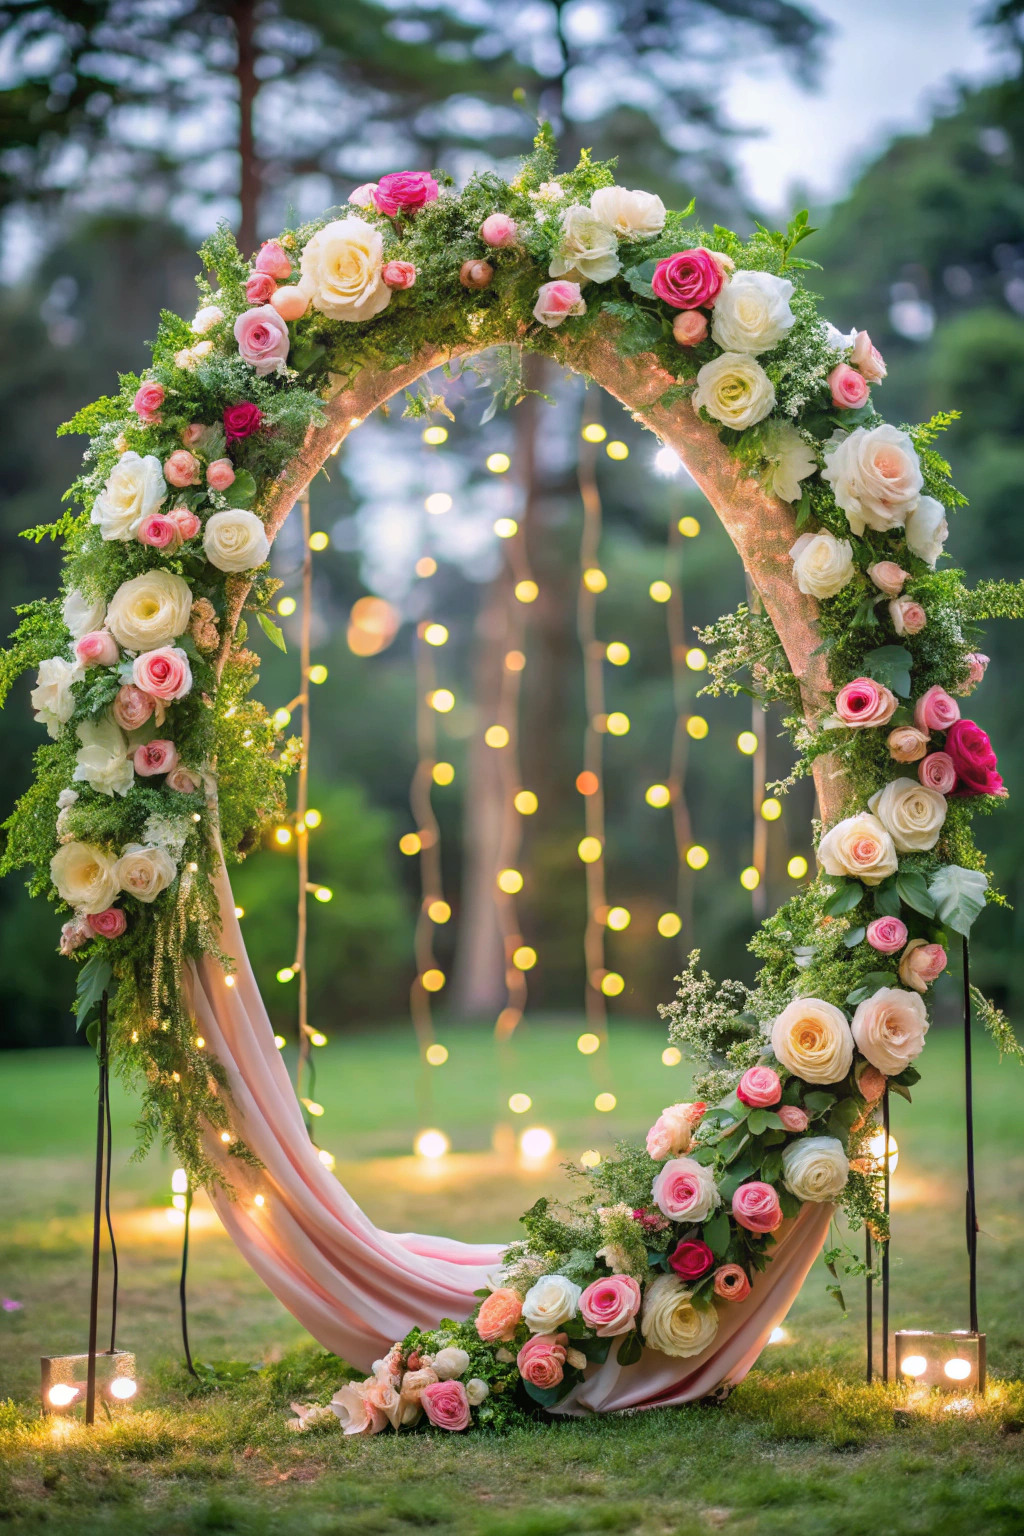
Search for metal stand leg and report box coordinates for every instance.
[882,1087,890,1385]
[865,1227,873,1382]
[963,938,979,1335]
[85,993,108,1425]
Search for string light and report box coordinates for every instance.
[424,624,448,646]
[416,557,437,577]
[514,580,538,603]
[685,648,707,671]
[606,712,630,736]
[761,798,782,821]
[422,426,448,445]
[425,1043,448,1066]
[275,827,292,846]
[678,516,700,537]
[432,762,455,785]
[595,1092,617,1110]
[662,1046,683,1065]
[580,1149,601,1167]
[486,452,511,473]
[277,596,297,616]
[520,1127,554,1159]
[649,580,671,603]
[686,845,709,870]
[220,1130,233,1143]
[310,1031,327,1047]
[686,715,708,739]
[657,912,683,937]
[277,966,295,983]
[600,973,624,997]
[576,771,599,795]
[302,1098,324,1117]
[740,866,760,891]
[737,731,758,755]
[497,868,523,893]
[421,969,446,992]
[512,945,537,970]
[485,724,510,748]
[788,855,809,879]
[234,906,244,918]
[514,790,538,814]
[494,517,518,538]
[400,833,422,855]
[582,568,607,593]
[606,907,630,931]
[308,664,328,684]
[318,1148,336,1169]
[429,688,455,713]
[654,445,681,476]
[427,899,451,923]
[606,441,628,460]
[508,1093,532,1113]
[313,886,333,902]
[577,1033,600,1055]
[646,783,671,808]
[425,493,452,514]
[304,808,321,828]
[254,1193,266,1207]
[505,649,525,670]
[273,707,291,728]
[308,531,329,551]
[606,642,630,665]
[415,1128,449,1158]
[578,837,602,863]
[274,1035,286,1050]
[581,423,607,443]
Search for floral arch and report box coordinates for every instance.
[3,132,1018,1429]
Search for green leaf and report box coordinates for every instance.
[794,486,813,531]
[803,1091,836,1116]
[616,1330,643,1367]
[828,402,874,430]
[257,612,287,653]
[747,1109,769,1136]
[578,1335,611,1364]
[873,878,901,918]
[843,925,866,949]
[222,469,257,508]
[522,1379,566,1407]
[702,1211,732,1258]
[779,1187,801,1219]
[760,1149,783,1186]
[622,261,658,299]
[823,880,863,917]
[929,865,988,937]
[75,956,111,1032]
[846,970,896,1006]
[896,870,936,918]
[289,338,325,374]
[861,644,913,698]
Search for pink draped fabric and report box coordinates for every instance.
[186,861,832,1407]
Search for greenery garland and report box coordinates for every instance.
[2,128,1021,1422]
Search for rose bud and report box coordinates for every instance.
[254,239,293,280]
[672,310,708,346]
[867,561,908,597]
[112,684,155,731]
[479,213,518,247]
[164,449,201,487]
[133,739,179,776]
[206,458,236,491]
[245,271,277,305]
[168,506,202,541]
[828,363,870,410]
[270,285,309,321]
[889,597,926,636]
[137,512,180,550]
[381,261,417,290]
[75,630,119,668]
[460,259,494,291]
[182,423,206,448]
[132,382,164,424]
[86,907,127,939]
[887,725,929,763]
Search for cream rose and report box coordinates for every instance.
[548,204,621,283]
[781,1136,849,1202]
[692,353,775,429]
[765,422,817,503]
[817,812,898,886]
[50,840,120,915]
[106,570,192,652]
[432,1347,470,1380]
[646,1102,699,1160]
[30,656,82,738]
[867,777,947,853]
[203,509,271,573]
[710,270,795,354]
[851,986,929,1075]
[771,997,854,1084]
[73,717,134,798]
[588,186,666,237]
[90,452,167,541]
[297,216,392,323]
[821,425,922,536]
[789,530,855,599]
[63,588,106,640]
[904,495,949,569]
[522,1274,581,1333]
[640,1275,719,1359]
[191,304,224,334]
[114,843,177,903]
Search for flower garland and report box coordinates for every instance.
[2,131,1021,1397]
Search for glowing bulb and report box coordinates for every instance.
[220,1130,233,1143]
[254,1193,266,1207]
[423,624,449,648]
[422,426,448,445]
[275,827,292,845]
[520,1127,554,1159]
[308,664,328,684]
[48,1384,79,1407]
[421,969,446,992]
[171,1168,188,1194]
[788,855,809,879]
[576,771,599,796]
[415,1129,449,1158]
[646,783,671,808]
[945,1358,972,1381]
[304,808,321,828]
[416,557,437,577]
[273,707,291,729]
[686,715,709,740]
[600,973,624,998]
[425,493,452,515]
[310,1031,327,1047]
[314,886,333,903]
[867,1130,899,1175]
[686,845,709,870]
[578,837,602,864]
[769,1327,787,1344]
[399,833,421,856]
[761,797,782,821]
[172,1193,186,1211]
[658,913,682,938]
[429,688,455,713]
[654,445,681,476]
[273,1035,286,1050]
[505,649,525,671]
[224,975,236,988]
[508,1093,532,1114]
[515,580,538,604]
[309,531,329,551]
[303,1099,325,1117]
[580,1149,602,1167]
[234,906,245,918]
[512,945,537,971]
[277,967,295,983]
[485,724,509,748]
[649,580,671,603]
[428,899,451,924]
[740,866,760,891]
[318,1148,336,1170]
[486,452,511,473]
[577,1033,600,1056]
[595,1091,617,1111]
[497,868,523,894]
[195,1036,205,1049]
[581,423,607,443]
[686,648,708,671]
[433,761,455,786]
[606,642,630,666]
[109,1377,137,1400]
[494,517,518,538]
[606,440,628,460]
[902,1355,928,1378]
[678,516,700,537]
[277,596,297,616]
[662,1046,683,1066]
[425,1043,449,1066]
[606,712,630,736]
[606,907,631,931]
[582,568,607,593]
[514,789,538,815]
[737,730,758,754]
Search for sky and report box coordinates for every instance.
[722,0,1015,214]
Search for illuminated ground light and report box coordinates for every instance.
[427,899,451,923]
[788,855,809,879]
[577,1032,601,1055]
[686,845,709,870]
[512,946,537,971]
[424,623,448,646]
[514,579,538,604]
[494,517,518,538]
[425,1043,449,1066]
[646,783,671,808]
[486,452,511,474]
[901,1355,928,1378]
[497,867,523,894]
[654,446,681,476]
[421,969,446,992]
[662,1047,683,1066]
[277,966,295,983]
[737,730,758,754]
[606,641,630,665]
[514,789,538,815]
[399,832,422,856]
[582,568,607,593]
[649,580,671,603]
[508,1093,532,1114]
[600,973,624,997]
[945,1359,972,1381]
[432,761,455,786]
[678,516,700,537]
[867,1130,899,1175]
[309,531,329,551]
[415,1128,449,1158]
[108,1377,137,1401]
[740,866,760,891]
[581,423,607,443]
[595,1092,617,1112]
[310,1031,327,1047]
[761,797,782,821]
[606,906,631,931]
[425,493,452,514]
[485,724,509,748]
[580,1149,602,1168]
[606,440,629,460]
[606,712,630,736]
[685,647,707,671]
[48,1384,79,1408]
[520,1126,555,1159]
[422,426,448,445]
[576,771,599,796]
[277,595,297,616]
[686,715,709,740]
[657,913,682,938]
[416,557,437,577]
[430,688,455,713]
[578,836,602,863]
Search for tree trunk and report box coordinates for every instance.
[232,0,259,255]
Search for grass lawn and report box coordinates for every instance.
[1,1018,1022,1534]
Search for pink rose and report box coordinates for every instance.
[112,685,155,732]
[373,171,439,217]
[965,652,989,689]
[533,280,586,328]
[245,271,277,305]
[206,458,236,491]
[828,363,870,410]
[866,916,908,955]
[254,240,292,280]
[164,449,200,488]
[646,1101,704,1160]
[652,248,725,310]
[270,285,308,321]
[713,1264,751,1302]
[132,381,164,424]
[776,1105,809,1133]
[918,751,956,794]
[898,939,947,994]
[223,402,263,443]
[133,739,178,776]
[868,561,908,597]
[381,261,416,290]
[888,726,930,763]
[669,1240,714,1281]
[75,630,119,668]
[420,1378,471,1432]
[851,329,887,383]
[914,685,960,734]
[480,213,518,247]
[475,1287,523,1343]
[944,719,1004,797]
[652,1157,718,1222]
[132,646,192,702]
[834,677,898,729]
[736,1066,782,1109]
[672,310,708,346]
[168,506,201,542]
[167,765,203,793]
[86,907,127,939]
[579,1274,641,1336]
[182,423,206,448]
[732,1181,783,1234]
[233,304,290,376]
[347,182,378,209]
[516,1332,567,1391]
[137,512,180,549]
[60,917,90,955]
[889,597,927,636]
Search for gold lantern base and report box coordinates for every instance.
[894,1330,986,1394]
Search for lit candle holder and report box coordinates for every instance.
[41,1350,137,1414]
[895,1330,986,1394]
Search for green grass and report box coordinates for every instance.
[1,1020,1022,1534]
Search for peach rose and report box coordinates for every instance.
[245,271,277,305]
[672,310,708,346]
[133,739,178,776]
[112,685,155,731]
[206,458,236,491]
[166,765,203,793]
[834,677,898,729]
[164,449,201,487]
[516,1332,567,1390]
[914,685,960,733]
[888,726,929,763]
[168,506,202,542]
[475,1287,522,1343]
[777,1104,809,1133]
[898,939,947,994]
[713,1264,751,1301]
[771,997,854,1084]
[851,986,929,1075]
[858,1065,887,1103]
[817,813,898,885]
[270,285,309,321]
[646,1101,703,1159]
[851,329,887,382]
[890,597,926,636]
[255,240,293,280]
[868,561,908,596]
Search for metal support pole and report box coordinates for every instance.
[179,1183,197,1376]
[865,1227,873,1382]
[85,993,108,1425]
[881,1086,890,1384]
[963,937,979,1334]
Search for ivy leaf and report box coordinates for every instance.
[929,865,988,937]
[616,1330,643,1367]
[702,1211,732,1258]
[896,869,936,919]
[75,955,112,1032]
[845,971,895,1006]
[843,925,866,949]
[824,881,864,917]
[222,469,257,508]
[257,612,287,654]
[861,644,913,698]
[873,879,902,919]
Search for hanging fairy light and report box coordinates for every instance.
[407,618,451,1063]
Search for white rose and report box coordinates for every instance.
[817,812,898,886]
[867,777,947,853]
[640,1275,719,1359]
[692,353,775,429]
[30,656,82,738]
[106,570,192,652]
[297,216,391,323]
[57,788,79,810]
[904,495,948,569]
[781,1136,850,1202]
[548,205,620,283]
[50,840,120,914]
[710,270,795,355]
[771,998,854,1084]
[851,986,929,1075]
[191,304,224,334]
[588,186,666,238]
[115,843,177,903]
[789,530,855,599]
[73,717,134,798]
[90,452,167,541]
[431,1347,470,1380]
[823,321,856,351]
[203,509,271,573]
[522,1274,582,1333]
[63,588,106,640]
[465,1378,489,1406]
[766,422,817,503]
[821,425,922,536]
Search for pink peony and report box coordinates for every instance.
[420,1379,471,1432]
[777,1105,809,1133]
[914,685,960,734]
[245,271,277,305]
[480,213,518,247]
[206,458,236,491]
[652,248,725,309]
[828,363,870,410]
[672,310,709,346]
[736,1066,782,1108]
[713,1264,751,1302]
[87,907,126,939]
[381,261,416,290]
[866,916,908,955]
[898,939,947,994]
[168,506,201,541]
[167,765,203,793]
[834,677,898,729]
[133,739,178,776]
[579,1274,641,1336]
[112,685,155,732]
[732,1182,783,1234]
[164,449,200,488]
[182,423,206,448]
[516,1332,567,1390]
[669,1240,714,1281]
[270,285,308,321]
[475,1287,523,1343]
[373,171,439,217]
[888,726,930,763]
[533,280,585,328]
[868,561,908,597]
[233,305,290,376]
[75,630,119,668]
[132,381,165,424]
[132,646,192,702]
[918,751,957,794]
[944,719,1004,797]
[254,240,292,280]
[851,329,887,383]
[889,597,927,636]
[138,512,180,550]
[223,402,263,443]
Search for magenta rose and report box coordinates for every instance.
[373,170,439,216]
[86,907,127,939]
[914,685,960,734]
[669,1240,715,1281]
[866,916,908,955]
[890,597,927,636]
[223,402,263,443]
[732,1181,783,1234]
[167,765,203,793]
[132,381,164,424]
[381,260,417,290]
[254,240,292,280]
[233,305,290,376]
[133,739,178,776]
[138,512,180,550]
[168,506,202,542]
[75,630,119,668]
[516,1332,568,1390]
[652,248,725,310]
[918,751,956,795]
[713,1264,751,1302]
[834,677,898,729]
[112,684,155,732]
[944,719,1004,797]
[420,1379,471,1432]
[206,458,235,491]
[245,271,277,305]
[164,449,200,488]
[579,1274,641,1336]
[672,310,708,346]
[480,213,517,247]
[776,1105,809,1134]
[132,646,192,702]
[898,939,947,993]
[851,329,887,382]
[736,1066,782,1108]
[828,363,869,410]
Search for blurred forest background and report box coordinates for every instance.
[2,0,1023,1049]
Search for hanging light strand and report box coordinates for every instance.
[293,489,314,1122]
[745,576,769,919]
[664,510,696,949]
[410,630,443,1055]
